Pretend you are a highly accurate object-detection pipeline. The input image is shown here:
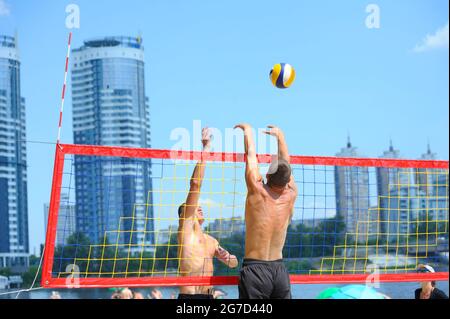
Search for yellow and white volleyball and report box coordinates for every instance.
[269,63,296,89]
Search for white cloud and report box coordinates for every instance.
[414,22,449,53]
[198,198,220,207]
[0,0,10,16]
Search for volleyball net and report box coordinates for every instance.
[42,144,449,288]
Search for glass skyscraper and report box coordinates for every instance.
[44,193,76,247]
[71,36,154,252]
[376,141,412,240]
[385,185,426,243]
[415,145,448,223]
[334,138,372,243]
[0,35,29,270]
[416,144,447,196]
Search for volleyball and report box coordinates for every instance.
[269,63,296,89]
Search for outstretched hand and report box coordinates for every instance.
[216,246,229,260]
[234,123,251,131]
[150,288,163,299]
[216,246,239,268]
[263,125,284,138]
[201,127,212,150]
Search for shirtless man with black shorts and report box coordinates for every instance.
[177,127,239,299]
[234,124,298,299]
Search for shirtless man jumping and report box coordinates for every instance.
[177,127,239,299]
[234,124,298,299]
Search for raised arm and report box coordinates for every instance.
[264,125,297,193]
[180,128,211,222]
[264,125,290,162]
[234,123,262,191]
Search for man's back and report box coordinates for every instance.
[245,182,297,260]
[234,123,298,299]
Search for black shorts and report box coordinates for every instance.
[238,258,291,299]
[178,293,214,299]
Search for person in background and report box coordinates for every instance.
[415,264,448,299]
[212,288,227,299]
[119,287,133,299]
[150,287,163,299]
[111,291,121,299]
[50,291,61,299]
[132,291,145,299]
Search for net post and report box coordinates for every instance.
[41,144,66,287]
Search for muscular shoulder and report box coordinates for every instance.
[205,234,218,245]
[289,187,298,201]
[252,181,273,196]
[247,178,265,194]
[178,216,200,232]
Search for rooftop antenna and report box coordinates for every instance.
[136,30,143,46]
[347,131,352,148]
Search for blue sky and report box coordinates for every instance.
[0,0,448,252]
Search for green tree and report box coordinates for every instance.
[0,267,12,277]
[52,232,91,276]
[86,235,118,276]
[22,265,41,287]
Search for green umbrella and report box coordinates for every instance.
[317,285,386,299]
[317,287,341,299]
[108,287,124,293]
